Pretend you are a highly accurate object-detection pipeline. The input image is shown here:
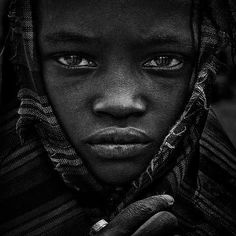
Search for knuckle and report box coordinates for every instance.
[133,198,156,215]
[125,202,150,218]
[158,211,178,227]
[125,195,172,217]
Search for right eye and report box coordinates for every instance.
[56,55,97,69]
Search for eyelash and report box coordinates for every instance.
[142,56,183,71]
[56,55,97,69]
[54,54,183,71]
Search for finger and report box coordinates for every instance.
[97,195,174,236]
[131,211,178,236]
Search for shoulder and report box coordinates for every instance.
[200,108,236,180]
[0,101,21,162]
[197,109,236,234]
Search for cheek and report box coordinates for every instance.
[146,73,190,112]
[46,83,91,125]
[142,73,191,139]
[42,68,91,131]
[43,64,94,109]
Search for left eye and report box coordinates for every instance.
[56,55,96,69]
[143,56,183,70]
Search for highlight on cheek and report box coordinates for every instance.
[143,56,184,71]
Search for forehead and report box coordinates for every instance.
[37,0,192,45]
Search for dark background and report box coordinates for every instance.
[213,50,236,147]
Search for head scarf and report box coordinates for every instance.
[5,0,236,234]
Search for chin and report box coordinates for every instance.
[91,161,146,186]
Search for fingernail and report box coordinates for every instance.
[159,194,174,206]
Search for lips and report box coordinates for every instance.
[83,127,153,159]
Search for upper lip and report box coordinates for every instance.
[83,127,152,144]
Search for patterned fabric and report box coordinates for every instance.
[0,0,236,235]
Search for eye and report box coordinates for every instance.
[56,55,97,69]
[143,56,183,71]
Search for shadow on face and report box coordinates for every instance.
[36,0,196,185]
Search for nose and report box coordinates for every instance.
[93,88,147,119]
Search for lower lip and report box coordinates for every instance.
[87,143,152,160]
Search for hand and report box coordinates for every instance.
[96,195,178,236]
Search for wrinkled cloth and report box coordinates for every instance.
[0,0,236,235]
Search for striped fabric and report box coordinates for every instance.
[0,0,236,235]
[0,105,95,235]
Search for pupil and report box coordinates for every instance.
[155,56,169,65]
[67,56,80,65]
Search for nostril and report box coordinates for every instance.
[93,97,146,118]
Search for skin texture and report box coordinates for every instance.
[37,0,195,185]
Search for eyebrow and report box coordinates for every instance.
[44,31,101,44]
[44,31,192,48]
[137,34,193,48]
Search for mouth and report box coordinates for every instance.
[83,127,153,160]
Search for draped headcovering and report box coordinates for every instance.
[5,0,236,234]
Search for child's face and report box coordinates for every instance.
[37,0,195,185]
